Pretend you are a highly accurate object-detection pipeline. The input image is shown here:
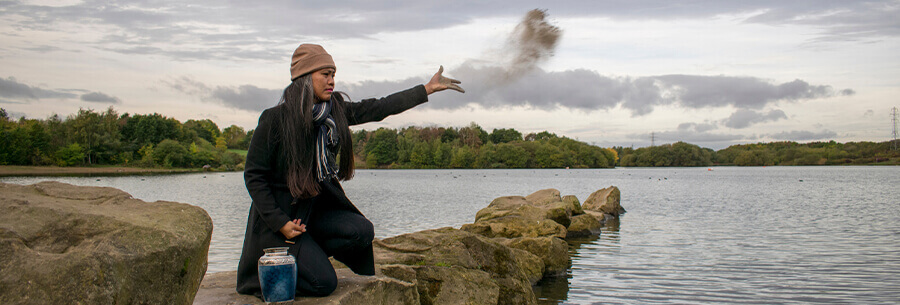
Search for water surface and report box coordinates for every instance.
[3,166,898,304]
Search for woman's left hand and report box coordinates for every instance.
[425,66,464,94]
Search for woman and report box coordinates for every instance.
[236,43,463,298]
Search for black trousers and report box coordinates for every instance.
[292,202,375,296]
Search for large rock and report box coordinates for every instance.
[464,189,599,240]
[408,265,498,305]
[193,269,420,305]
[374,227,537,305]
[473,196,529,222]
[524,189,561,206]
[504,247,545,285]
[463,194,568,239]
[566,214,603,238]
[560,195,585,216]
[0,181,212,305]
[496,237,569,277]
[582,186,625,216]
[460,217,567,239]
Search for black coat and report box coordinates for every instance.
[236,85,429,295]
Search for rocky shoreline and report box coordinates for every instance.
[0,181,622,304]
[196,186,624,305]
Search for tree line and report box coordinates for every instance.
[1,108,617,170]
[614,140,900,167]
[5,107,896,170]
[353,123,618,169]
[0,107,248,169]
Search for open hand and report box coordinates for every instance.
[425,66,464,94]
[279,219,306,239]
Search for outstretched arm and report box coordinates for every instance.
[345,66,464,125]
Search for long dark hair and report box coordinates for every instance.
[278,75,355,198]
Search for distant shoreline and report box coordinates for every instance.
[0,165,209,177]
[3,163,895,178]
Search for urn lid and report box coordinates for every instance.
[263,247,289,255]
[259,247,294,266]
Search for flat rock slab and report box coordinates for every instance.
[194,269,418,305]
[0,181,213,304]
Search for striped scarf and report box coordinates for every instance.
[312,100,339,182]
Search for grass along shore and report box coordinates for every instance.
[0,165,214,177]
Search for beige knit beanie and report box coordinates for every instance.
[290,44,335,80]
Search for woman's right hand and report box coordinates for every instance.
[279,219,306,239]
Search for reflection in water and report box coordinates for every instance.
[534,218,620,304]
[534,274,571,305]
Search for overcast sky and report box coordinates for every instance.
[1,0,898,149]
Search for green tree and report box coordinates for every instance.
[121,113,183,149]
[364,128,398,165]
[0,121,31,165]
[241,129,254,151]
[215,136,228,151]
[409,141,432,168]
[54,143,85,166]
[365,152,378,168]
[441,128,459,143]
[495,143,528,168]
[733,150,773,166]
[431,139,451,168]
[67,108,102,164]
[531,142,559,167]
[490,128,522,144]
[450,145,476,168]
[22,119,52,165]
[222,125,247,149]
[183,119,221,143]
[153,139,189,167]
[525,131,558,141]
[138,144,155,166]
[475,142,499,168]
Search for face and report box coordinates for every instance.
[310,68,335,102]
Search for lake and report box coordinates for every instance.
[3,166,898,304]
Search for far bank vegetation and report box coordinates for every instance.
[0,107,247,170]
[2,107,896,170]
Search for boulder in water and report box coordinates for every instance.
[582,186,625,216]
[374,227,537,305]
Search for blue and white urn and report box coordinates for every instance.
[257,247,297,303]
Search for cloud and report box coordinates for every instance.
[330,9,850,117]
[722,109,787,129]
[654,130,746,143]
[346,64,846,116]
[766,130,837,141]
[165,76,280,112]
[0,76,77,100]
[628,128,746,149]
[678,122,719,133]
[20,45,71,53]
[2,2,895,62]
[80,92,121,104]
[745,1,900,42]
[653,76,833,109]
[863,109,874,117]
[210,85,281,112]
